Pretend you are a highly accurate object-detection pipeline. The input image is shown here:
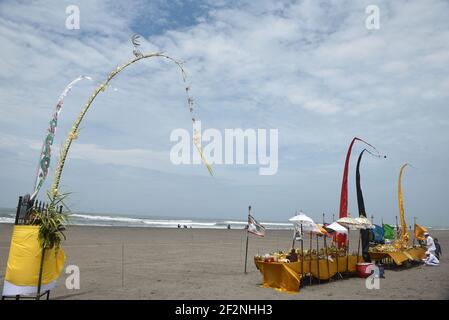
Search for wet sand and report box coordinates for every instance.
[1,224,448,299]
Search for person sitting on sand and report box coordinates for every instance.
[424,232,436,256]
[286,248,298,262]
[434,238,442,260]
[423,251,439,266]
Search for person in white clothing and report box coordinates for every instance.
[423,251,439,266]
[424,232,436,255]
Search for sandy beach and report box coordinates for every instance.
[1,224,448,300]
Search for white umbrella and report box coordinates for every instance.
[337,216,362,230]
[326,222,348,234]
[289,211,314,226]
[355,216,374,230]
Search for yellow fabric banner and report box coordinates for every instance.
[414,224,428,241]
[5,225,66,286]
[398,164,410,245]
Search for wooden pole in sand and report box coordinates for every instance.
[335,242,342,280]
[244,206,250,274]
[300,224,304,287]
[357,231,361,263]
[413,217,416,246]
[324,235,331,281]
[291,228,296,249]
[346,229,350,274]
[395,215,399,239]
[309,231,313,285]
[316,233,320,284]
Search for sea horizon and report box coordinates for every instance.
[0,207,293,230]
[1,206,448,231]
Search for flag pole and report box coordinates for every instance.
[395,215,399,239]
[244,206,251,274]
[413,217,416,246]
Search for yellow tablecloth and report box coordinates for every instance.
[254,255,361,293]
[369,247,426,266]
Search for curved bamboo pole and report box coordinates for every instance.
[50,52,211,199]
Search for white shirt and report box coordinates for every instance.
[426,236,436,252]
[424,253,439,265]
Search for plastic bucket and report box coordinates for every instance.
[356,262,374,278]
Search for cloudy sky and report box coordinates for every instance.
[0,0,448,226]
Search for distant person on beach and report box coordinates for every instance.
[423,251,439,266]
[287,248,298,262]
[424,232,436,255]
[434,238,442,259]
[227,224,231,230]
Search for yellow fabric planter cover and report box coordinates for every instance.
[5,225,66,286]
[255,255,361,293]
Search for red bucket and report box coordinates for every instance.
[356,263,374,278]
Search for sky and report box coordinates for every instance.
[0,0,448,226]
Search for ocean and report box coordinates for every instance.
[0,207,293,230]
[1,207,447,231]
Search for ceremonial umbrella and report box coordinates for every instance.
[354,216,374,262]
[318,224,333,281]
[337,216,362,273]
[301,222,323,284]
[325,221,348,279]
[326,222,348,234]
[289,211,314,285]
[289,211,315,247]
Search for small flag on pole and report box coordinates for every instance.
[247,214,265,237]
[383,224,395,240]
[414,223,428,241]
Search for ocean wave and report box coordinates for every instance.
[223,220,292,228]
[0,211,291,230]
[0,217,14,224]
[70,214,147,223]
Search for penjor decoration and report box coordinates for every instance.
[50,36,212,199]
[336,137,380,248]
[31,75,92,200]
